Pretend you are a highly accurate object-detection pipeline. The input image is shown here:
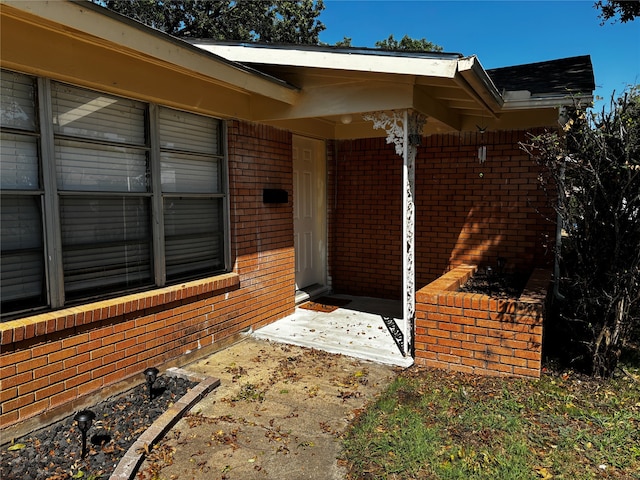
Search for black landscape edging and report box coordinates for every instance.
[109,368,220,480]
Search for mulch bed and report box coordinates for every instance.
[0,375,196,480]
[458,270,529,299]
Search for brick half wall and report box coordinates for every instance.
[415,264,551,378]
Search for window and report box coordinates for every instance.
[0,70,228,318]
[159,107,225,281]
[51,82,152,299]
[0,71,46,313]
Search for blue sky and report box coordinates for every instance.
[318,1,639,110]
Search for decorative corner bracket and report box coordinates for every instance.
[362,110,427,158]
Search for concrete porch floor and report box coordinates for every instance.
[252,294,414,368]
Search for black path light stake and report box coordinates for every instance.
[74,410,95,459]
[485,266,494,296]
[144,367,159,400]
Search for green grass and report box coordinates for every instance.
[342,358,640,479]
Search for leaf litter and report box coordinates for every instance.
[137,339,397,480]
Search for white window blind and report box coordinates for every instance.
[52,82,152,300]
[1,133,39,190]
[60,196,151,295]
[160,151,220,193]
[55,140,148,192]
[1,71,37,131]
[159,107,224,281]
[1,71,228,318]
[0,196,45,304]
[159,108,219,154]
[51,82,146,146]
[164,198,223,278]
[0,71,46,315]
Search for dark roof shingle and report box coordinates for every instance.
[487,55,595,96]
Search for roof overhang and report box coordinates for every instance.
[0,0,298,120]
[501,90,594,110]
[193,42,502,135]
[200,42,463,77]
[1,1,592,140]
[193,42,583,138]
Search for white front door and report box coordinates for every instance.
[293,135,326,291]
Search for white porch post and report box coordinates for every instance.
[363,110,426,356]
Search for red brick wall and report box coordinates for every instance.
[0,121,295,433]
[415,265,548,378]
[0,275,241,432]
[417,130,554,285]
[329,130,554,298]
[227,121,295,319]
[328,139,402,298]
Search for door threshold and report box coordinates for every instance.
[295,284,330,305]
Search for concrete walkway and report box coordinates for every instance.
[132,295,413,479]
[138,337,399,479]
[253,295,414,368]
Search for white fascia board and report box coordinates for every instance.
[194,43,460,79]
[501,90,594,110]
[2,0,297,104]
[457,56,504,112]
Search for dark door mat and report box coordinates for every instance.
[299,296,351,313]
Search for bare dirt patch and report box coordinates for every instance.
[137,337,398,480]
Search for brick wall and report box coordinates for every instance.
[417,130,554,285]
[0,121,295,435]
[227,121,295,324]
[329,130,555,298]
[415,264,549,378]
[328,138,402,298]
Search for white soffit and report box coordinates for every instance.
[194,43,514,125]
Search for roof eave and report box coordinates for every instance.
[456,56,504,114]
[1,0,298,104]
[192,41,462,79]
[194,42,509,127]
[501,90,594,110]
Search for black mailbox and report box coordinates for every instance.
[263,188,288,204]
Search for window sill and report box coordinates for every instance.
[0,272,240,346]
